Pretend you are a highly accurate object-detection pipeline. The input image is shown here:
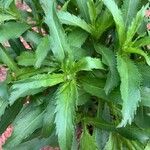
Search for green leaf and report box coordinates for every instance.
[61,0,71,11]
[117,54,141,127]
[40,0,71,61]
[0,22,29,43]
[0,45,18,71]
[80,127,98,150]
[0,101,22,134]
[42,95,56,137]
[58,11,92,33]
[23,30,42,47]
[125,47,150,66]
[95,9,113,39]
[125,6,145,44]
[68,29,88,48]
[55,80,78,150]
[103,0,125,46]
[0,13,16,23]
[121,0,140,28]
[16,67,56,80]
[104,133,120,150]
[76,0,90,23]
[95,44,119,94]
[81,74,122,104]
[0,82,8,99]
[145,141,150,150]
[138,64,150,87]
[4,105,44,148]
[141,87,150,107]
[84,117,150,143]
[77,89,90,106]
[133,36,150,47]
[0,0,13,8]
[135,107,150,128]
[9,73,64,105]
[35,35,51,68]
[87,0,97,24]
[17,51,36,67]
[0,97,8,117]
[9,38,26,56]
[75,57,104,72]
[11,134,58,150]
[80,75,107,100]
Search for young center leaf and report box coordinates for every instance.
[40,0,71,62]
[117,54,141,127]
[55,80,78,150]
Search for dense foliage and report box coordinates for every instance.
[0,0,150,149]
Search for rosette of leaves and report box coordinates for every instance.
[0,0,150,150]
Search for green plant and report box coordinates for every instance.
[0,0,150,149]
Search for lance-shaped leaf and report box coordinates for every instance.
[58,11,92,34]
[10,134,58,150]
[133,36,150,47]
[42,94,56,137]
[84,117,150,143]
[0,97,8,117]
[0,83,8,117]
[40,0,71,62]
[95,9,113,39]
[75,57,104,72]
[121,0,140,28]
[4,105,44,148]
[141,87,150,107]
[0,45,18,71]
[9,38,26,56]
[68,29,88,48]
[80,74,122,104]
[55,80,78,150]
[0,13,16,23]
[35,35,51,68]
[104,133,120,150]
[17,51,36,67]
[76,0,90,23]
[80,127,98,150]
[87,0,97,24]
[125,47,150,66]
[125,6,145,44]
[95,44,119,94]
[103,0,125,46]
[23,30,42,47]
[0,0,13,8]
[117,54,141,127]
[9,73,64,105]
[0,22,29,43]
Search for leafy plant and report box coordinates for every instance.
[0,0,150,149]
